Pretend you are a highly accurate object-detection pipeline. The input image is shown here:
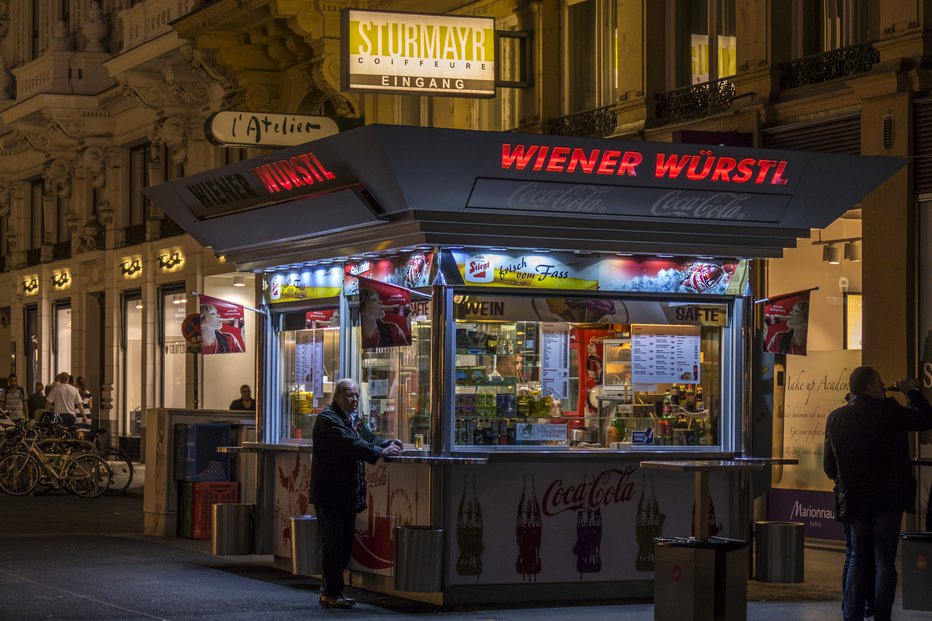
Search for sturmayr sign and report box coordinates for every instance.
[341,9,496,97]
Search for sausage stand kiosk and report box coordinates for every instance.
[145,125,903,604]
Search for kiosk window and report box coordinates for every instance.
[279,313,340,440]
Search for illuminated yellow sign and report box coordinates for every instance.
[51,270,71,290]
[341,9,496,97]
[158,249,185,272]
[22,275,39,295]
[120,256,143,279]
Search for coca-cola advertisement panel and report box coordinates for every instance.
[446,461,732,585]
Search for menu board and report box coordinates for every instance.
[540,323,569,399]
[631,324,701,385]
[295,333,325,399]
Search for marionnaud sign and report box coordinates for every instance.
[341,9,496,97]
[204,111,339,148]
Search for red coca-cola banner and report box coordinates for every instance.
[763,289,813,356]
[199,294,246,355]
[357,277,412,349]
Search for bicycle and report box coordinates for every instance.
[0,429,111,497]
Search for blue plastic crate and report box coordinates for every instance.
[173,423,232,482]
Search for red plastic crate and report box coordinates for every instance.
[190,481,239,540]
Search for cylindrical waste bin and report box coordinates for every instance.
[901,532,932,611]
[394,526,443,592]
[211,503,253,556]
[754,521,804,583]
[291,515,321,576]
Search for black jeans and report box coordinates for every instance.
[315,504,356,597]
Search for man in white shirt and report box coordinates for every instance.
[45,372,87,424]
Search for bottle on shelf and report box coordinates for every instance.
[662,389,672,417]
[695,388,705,412]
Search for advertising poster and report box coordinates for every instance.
[572,328,617,416]
[599,257,745,295]
[350,462,430,574]
[344,252,433,295]
[198,294,246,355]
[305,309,338,329]
[272,452,312,558]
[267,266,344,304]
[446,462,731,584]
[357,277,413,349]
[763,289,813,356]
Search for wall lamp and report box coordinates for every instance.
[814,235,861,264]
[51,272,70,288]
[22,277,38,294]
[121,258,143,276]
[158,251,184,270]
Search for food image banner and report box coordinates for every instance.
[450,250,747,295]
[199,294,246,355]
[344,251,433,294]
[266,266,344,304]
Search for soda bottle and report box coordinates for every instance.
[635,474,665,572]
[695,388,704,412]
[456,475,484,576]
[671,385,681,408]
[515,474,542,580]
[691,495,722,538]
[662,390,672,417]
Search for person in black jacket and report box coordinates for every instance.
[824,366,932,621]
[310,379,401,609]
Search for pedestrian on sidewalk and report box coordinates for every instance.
[310,378,402,609]
[0,374,27,421]
[823,366,932,621]
[45,371,87,426]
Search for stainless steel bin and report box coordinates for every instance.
[290,515,321,576]
[754,521,804,583]
[394,526,443,592]
[211,503,253,556]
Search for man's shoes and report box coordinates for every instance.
[319,595,355,609]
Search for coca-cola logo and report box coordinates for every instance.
[541,467,636,516]
[506,183,610,213]
[365,464,387,488]
[650,190,751,220]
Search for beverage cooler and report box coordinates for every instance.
[143,124,904,604]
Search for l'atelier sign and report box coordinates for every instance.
[467,179,789,223]
[204,111,339,148]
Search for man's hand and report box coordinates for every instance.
[894,378,919,393]
[382,443,402,457]
[391,439,403,449]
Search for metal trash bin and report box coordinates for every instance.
[291,515,321,576]
[654,537,747,621]
[394,526,443,592]
[211,503,253,556]
[754,521,804,583]
[901,532,932,611]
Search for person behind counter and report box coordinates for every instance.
[229,385,256,411]
[310,379,402,609]
[823,366,932,621]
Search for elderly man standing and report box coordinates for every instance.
[310,378,402,609]
[824,366,932,621]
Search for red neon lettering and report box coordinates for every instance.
[597,150,621,175]
[771,160,789,185]
[296,154,324,182]
[270,162,294,191]
[546,146,571,172]
[655,153,691,178]
[532,146,550,171]
[755,160,777,184]
[251,165,280,192]
[732,158,756,183]
[290,157,315,184]
[308,153,337,181]
[277,160,306,188]
[710,157,737,181]
[617,151,642,176]
[501,143,538,170]
[567,148,600,174]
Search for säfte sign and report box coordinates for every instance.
[205,111,339,148]
[341,9,496,97]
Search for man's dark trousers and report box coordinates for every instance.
[315,504,356,597]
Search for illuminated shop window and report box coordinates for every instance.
[564,0,617,112]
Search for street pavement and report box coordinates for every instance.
[1,469,930,620]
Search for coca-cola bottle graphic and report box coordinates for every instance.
[515,474,542,581]
[456,474,484,576]
[572,475,603,578]
[635,474,665,572]
[691,494,722,537]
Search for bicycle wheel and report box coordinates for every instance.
[99,449,134,496]
[0,453,39,496]
[65,454,111,498]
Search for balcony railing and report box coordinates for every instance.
[549,104,619,138]
[779,42,879,90]
[654,78,736,127]
[121,0,200,51]
[124,224,147,247]
[52,240,72,261]
[158,216,185,239]
[26,248,41,266]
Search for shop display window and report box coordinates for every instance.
[280,322,340,440]
[453,295,730,450]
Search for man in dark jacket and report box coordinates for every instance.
[824,366,932,621]
[310,379,401,609]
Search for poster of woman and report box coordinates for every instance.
[358,277,412,349]
[199,294,246,355]
[763,289,813,356]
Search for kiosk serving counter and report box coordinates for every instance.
[146,125,903,603]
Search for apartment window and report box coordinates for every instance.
[55,194,70,244]
[673,0,736,87]
[792,0,878,57]
[564,0,617,113]
[29,180,44,249]
[128,145,148,227]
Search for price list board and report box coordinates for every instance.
[631,324,701,385]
